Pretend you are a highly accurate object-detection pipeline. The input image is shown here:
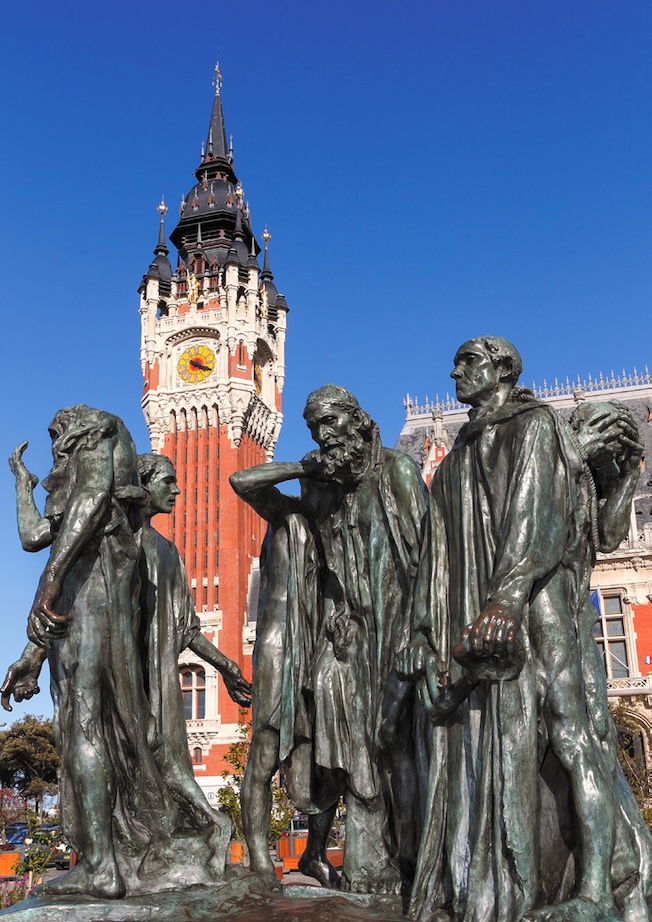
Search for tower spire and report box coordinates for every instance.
[155,197,169,255]
[141,197,172,288]
[261,227,273,279]
[204,61,229,164]
[170,67,259,272]
[259,226,278,311]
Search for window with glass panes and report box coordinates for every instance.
[592,595,630,679]
[180,667,206,719]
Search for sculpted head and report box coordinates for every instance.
[137,453,180,516]
[451,336,522,408]
[303,385,377,482]
[48,405,119,452]
[42,406,125,517]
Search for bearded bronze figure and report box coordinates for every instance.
[231,384,429,894]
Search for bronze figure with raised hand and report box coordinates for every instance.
[3,449,251,721]
[1,410,246,900]
[231,384,428,895]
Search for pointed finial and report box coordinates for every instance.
[261,227,273,276]
[229,134,234,159]
[154,197,169,255]
[213,61,223,96]
[201,139,205,158]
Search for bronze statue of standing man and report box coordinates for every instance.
[232,384,428,894]
[401,337,650,922]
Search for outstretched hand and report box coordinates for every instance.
[222,665,252,708]
[1,651,43,712]
[8,441,39,488]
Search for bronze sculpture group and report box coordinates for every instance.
[1,336,650,921]
[2,412,251,900]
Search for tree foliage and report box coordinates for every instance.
[216,721,294,844]
[0,717,59,819]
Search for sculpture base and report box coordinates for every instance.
[0,879,405,921]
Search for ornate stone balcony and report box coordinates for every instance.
[607,675,652,697]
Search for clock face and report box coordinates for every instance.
[177,344,216,384]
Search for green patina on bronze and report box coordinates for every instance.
[403,337,650,922]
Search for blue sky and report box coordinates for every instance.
[1,0,650,722]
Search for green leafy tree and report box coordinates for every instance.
[0,717,59,821]
[216,722,294,844]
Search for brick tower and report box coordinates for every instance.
[138,66,288,797]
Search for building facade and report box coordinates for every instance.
[138,68,288,800]
[397,369,652,766]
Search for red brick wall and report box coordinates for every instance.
[155,420,266,776]
[633,602,652,675]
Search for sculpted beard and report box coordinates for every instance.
[320,423,370,484]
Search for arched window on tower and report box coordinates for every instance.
[193,747,203,765]
[180,667,206,720]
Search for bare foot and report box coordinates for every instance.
[39,861,126,899]
[258,870,283,892]
[298,852,342,889]
[249,845,275,877]
[522,896,622,922]
[247,845,282,891]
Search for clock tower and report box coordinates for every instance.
[138,66,288,790]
